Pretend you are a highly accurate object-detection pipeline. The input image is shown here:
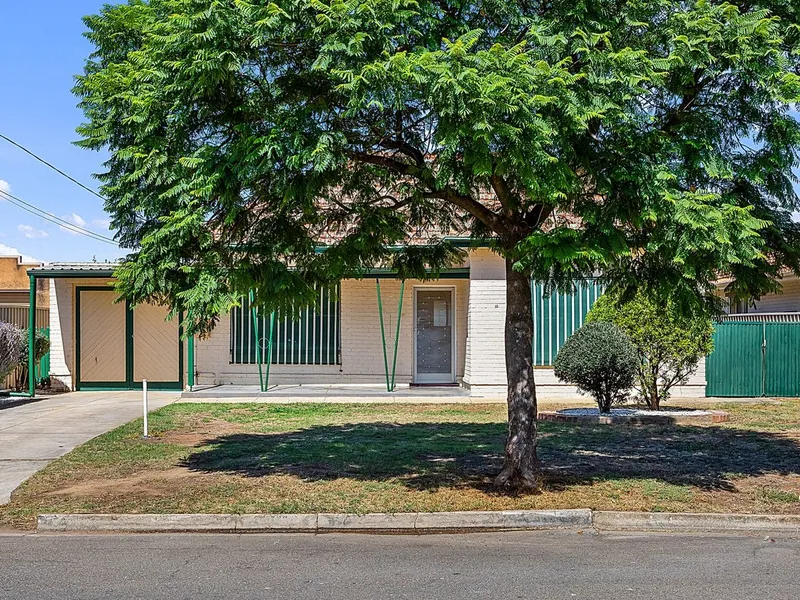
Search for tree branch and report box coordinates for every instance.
[349,151,507,235]
[490,173,515,214]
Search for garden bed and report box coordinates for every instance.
[0,400,797,530]
[539,407,729,425]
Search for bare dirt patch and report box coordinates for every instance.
[153,418,244,447]
[47,468,201,498]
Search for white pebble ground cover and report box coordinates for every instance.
[558,407,713,416]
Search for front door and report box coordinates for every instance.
[414,288,455,384]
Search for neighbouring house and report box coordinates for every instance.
[1,253,49,391]
[31,246,712,398]
[0,253,48,312]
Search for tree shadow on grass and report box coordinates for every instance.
[180,421,800,493]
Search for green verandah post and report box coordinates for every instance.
[376,278,405,392]
[28,274,36,397]
[249,290,275,393]
[187,330,195,391]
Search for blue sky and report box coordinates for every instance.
[0,1,117,263]
[0,3,798,265]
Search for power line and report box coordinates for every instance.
[0,189,118,246]
[0,133,106,201]
[0,188,116,244]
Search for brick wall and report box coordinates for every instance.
[463,248,507,390]
[195,277,469,386]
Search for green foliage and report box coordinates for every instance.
[586,291,714,410]
[553,321,638,413]
[74,1,800,336]
[0,322,25,382]
[17,329,51,368]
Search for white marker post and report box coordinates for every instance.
[142,379,149,438]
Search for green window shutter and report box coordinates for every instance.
[532,280,605,366]
[230,284,341,365]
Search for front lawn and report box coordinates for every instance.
[1,401,798,529]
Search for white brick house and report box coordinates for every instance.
[32,247,710,397]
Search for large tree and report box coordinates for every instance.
[76,0,800,490]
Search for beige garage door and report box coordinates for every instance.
[133,303,180,384]
[79,290,127,384]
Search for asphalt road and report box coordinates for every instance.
[1,530,798,599]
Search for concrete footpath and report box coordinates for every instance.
[0,391,178,504]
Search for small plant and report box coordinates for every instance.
[14,329,51,392]
[586,291,714,410]
[554,321,638,413]
[0,322,26,385]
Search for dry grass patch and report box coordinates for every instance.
[0,400,798,529]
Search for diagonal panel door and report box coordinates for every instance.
[133,302,179,384]
[79,290,127,384]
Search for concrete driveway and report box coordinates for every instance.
[0,391,178,504]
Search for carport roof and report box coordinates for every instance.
[29,262,119,278]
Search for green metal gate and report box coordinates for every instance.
[706,321,800,397]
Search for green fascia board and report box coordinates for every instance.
[312,237,493,253]
[31,270,116,279]
[365,267,470,279]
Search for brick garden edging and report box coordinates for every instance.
[37,509,800,535]
[538,410,729,425]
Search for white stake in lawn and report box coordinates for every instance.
[142,379,149,438]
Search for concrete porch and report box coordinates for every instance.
[180,383,499,403]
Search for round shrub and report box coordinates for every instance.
[553,321,638,413]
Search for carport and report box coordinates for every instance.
[24,264,186,395]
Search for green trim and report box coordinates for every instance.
[31,270,116,279]
[187,333,195,389]
[313,237,492,253]
[177,311,185,391]
[391,280,405,391]
[376,279,391,392]
[78,382,182,391]
[125,298,134,384]
[367,267,470,279]
[376,279,405,392]
[28,275,36,397]
[75,287,128,390]
[249,290,275,392]
[75,287,183,391]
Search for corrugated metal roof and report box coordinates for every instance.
[29,262,120,278]
[30,262,120,272]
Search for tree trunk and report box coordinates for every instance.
[494,258,539,492]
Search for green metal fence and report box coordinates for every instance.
[531,280,605,366]
[230,286,341,365]
[36,326,50,383]
[706,320,800,397]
